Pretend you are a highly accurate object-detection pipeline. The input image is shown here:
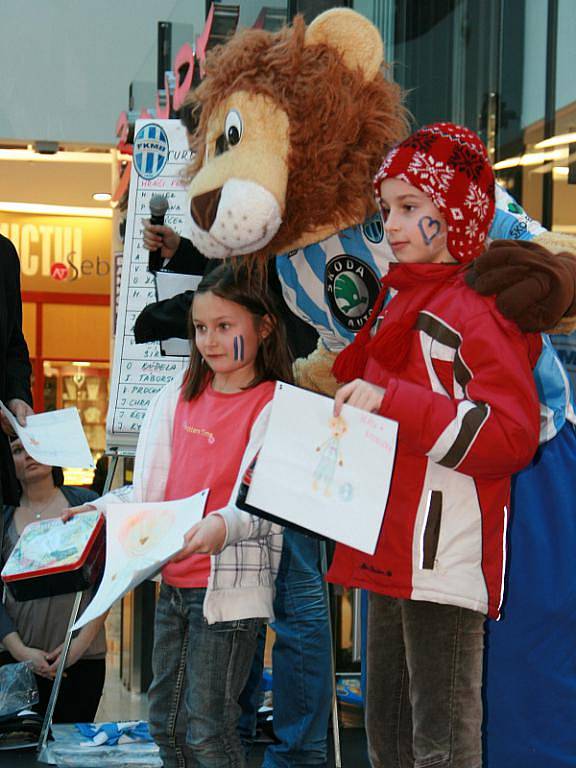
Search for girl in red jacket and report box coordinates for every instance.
[329,124,541,768]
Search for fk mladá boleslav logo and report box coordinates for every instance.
[133,124,169,180]
[362,213,385,244]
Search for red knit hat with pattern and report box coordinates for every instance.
[373,122,495,264]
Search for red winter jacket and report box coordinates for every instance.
[327,270,541,619]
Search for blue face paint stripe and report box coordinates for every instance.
[233,335,245,361]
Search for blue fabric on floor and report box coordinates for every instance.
[76,721,153,745]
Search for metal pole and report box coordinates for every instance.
[320,541,342,768]
[37,591,83,763]
[102,451,120,495]
[542,0,558,230]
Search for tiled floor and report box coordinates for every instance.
[94,603,149,722]
[95,651,148,722]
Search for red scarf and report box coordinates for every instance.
[332,262,462,382]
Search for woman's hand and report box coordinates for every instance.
[61,503,97,523]
[172,515,227,561]
[333,379,386,416]
[2,632,54,678]
[21,648,54,679]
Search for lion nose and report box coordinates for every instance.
[190,188,222,232]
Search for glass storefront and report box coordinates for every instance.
[359,0,576,234]
[360,0,576,389]
[43,361,110,484]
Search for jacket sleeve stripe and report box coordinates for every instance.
[415,312,461,349]
[427,401,490,468]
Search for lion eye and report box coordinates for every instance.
[224,109,243,146]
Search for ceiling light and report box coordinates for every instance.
[493,156,522,170]
[0,149,114,164]
[92,192,111,201]
[34,140,59,155]
[0,201,112,218]
[534,132,576,149]
[493,148,566,170]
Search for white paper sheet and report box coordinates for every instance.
[73,491,208,630]
[155,270,202,357]
[155,270,202,301]
[0,402,95,469]
[247,382,398,554]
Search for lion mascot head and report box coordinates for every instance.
[187,9,408,260]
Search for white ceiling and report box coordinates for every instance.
[0,155,113,209]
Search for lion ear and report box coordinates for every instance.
[304,8,384,81]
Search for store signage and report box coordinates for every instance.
[0,214,112,294]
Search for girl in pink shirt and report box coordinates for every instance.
[78,264,292,767]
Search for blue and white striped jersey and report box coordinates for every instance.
[276,185,575,442]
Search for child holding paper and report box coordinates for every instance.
[330,124,541,768]
[71,264,292,768]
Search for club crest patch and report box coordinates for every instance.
[362,213,385,244]
[133,123,169,180]
[325,255,380,331]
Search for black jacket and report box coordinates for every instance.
[0,236,32,507]
[133,238,318,360]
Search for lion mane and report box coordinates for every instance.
[189,16,410,257]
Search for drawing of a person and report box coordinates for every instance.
[313,415,347,496]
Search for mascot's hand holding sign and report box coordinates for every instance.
[184,9,576,768]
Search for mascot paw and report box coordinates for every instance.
[293,342,339,396]
[465,239,576,333]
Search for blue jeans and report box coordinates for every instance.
[148,583,262,768]
[241,529,332,767]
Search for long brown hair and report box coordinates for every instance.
[183,263,293,400]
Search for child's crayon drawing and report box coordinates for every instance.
[313,415,350,497]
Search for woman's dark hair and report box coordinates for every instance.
[183,263,293,400]
[51,466,64,487]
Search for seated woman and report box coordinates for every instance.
[0,439,106,723]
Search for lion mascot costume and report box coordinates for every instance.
[184,9,576,768]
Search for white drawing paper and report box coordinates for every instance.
[155,270,202,357]
[73,491,208,630]
[0,402,95,469]
[247,382,398,554]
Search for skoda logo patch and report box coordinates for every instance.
[325,255,380,331]
[133,123,169,180]
[362,213,384,244]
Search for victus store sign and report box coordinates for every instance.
[0,213,112,294]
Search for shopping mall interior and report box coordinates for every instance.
[1,1,576,765]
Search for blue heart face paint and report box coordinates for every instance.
[233,335,245,361]
[418,216,441,246]
[377,178,453,265]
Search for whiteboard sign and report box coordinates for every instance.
[107,120,194,450]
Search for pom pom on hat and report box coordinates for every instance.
[374,123,495,264]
